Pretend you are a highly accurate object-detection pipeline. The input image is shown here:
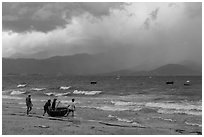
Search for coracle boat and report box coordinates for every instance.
[47,107,68,117]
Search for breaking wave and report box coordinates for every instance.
[59,86,71,90]
[108,115,141,126]
[152,116,176,122]
[17,84,27,88]
[2,95,23,100]
[146,101,202,116]
[111,101,143,106]
[145,102,202,111]
[157,109,202,116]
[97,106,130,111]
[10,90,26,95]
[31,88,46,91]
[185,121,202,127]
[80,104,142,112]
[44,92,71,96]
[73,90,102,95]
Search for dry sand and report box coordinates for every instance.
[2,98,201,135]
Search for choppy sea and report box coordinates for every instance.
[2,75,202,128]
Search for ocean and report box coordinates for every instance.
[2,75,202,129]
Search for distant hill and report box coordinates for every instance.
[2,54,201,76]
[149,64,201,76]
[106,64,201,76]
[2,53,129,76]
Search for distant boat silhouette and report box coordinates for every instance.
[184,80,191,86]
[116,75,120,80]
[90,81,97,84]
[166,81,174,85]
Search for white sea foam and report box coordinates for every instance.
[108,115,115,118]
[109,100,202,116]
[111,101,142,106]
[147,101,202,116]
[185,121,202,127]
[145,102,201,111]
[97,106,129,111]
[17,84,27,88]
[117,117,134,123]
[80,105,130,111]
[108,115,135,124]
[18,102,26,105]
[44,92,70,96]
[2,95,23,100]
[110,101,143,111]
[133,108,143,111]
[45,92,55,96]
[55,92,71,96]
[73,90,102,95]
[10,90,26,95]
[97,105,138,111]
[80,103,142,112]
[152,116,176,122]
[40,99,47,102]
[2,90,12,94]
[31,88,46,91]
[157,109,202,116]
[59,86,71,90]
[112,101,135,106]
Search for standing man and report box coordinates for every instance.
[66,98,76,117]
[26,94,33,115]
[51,98,57,110]
[43,99,51,116]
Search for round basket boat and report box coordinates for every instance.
[47,107,68,117]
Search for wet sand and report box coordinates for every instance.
[2,98,202,135]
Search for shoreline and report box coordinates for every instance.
[2,98,202,135]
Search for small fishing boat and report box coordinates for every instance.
[184,80,191,86]
[166,81,174,85]
[116,75,120,80]
[47,107,68,117]
[90,81,97,84]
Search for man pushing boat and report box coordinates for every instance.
[66,98,76,117]
[43,99,51,116]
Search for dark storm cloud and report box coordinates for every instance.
[183,2,202,18]
[168,3,177,7]
[2,2,123,32]
[150,8,159,20]
[144,7,160,29]
[2,2,202,69]
[144,18,151,29]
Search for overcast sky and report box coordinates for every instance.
[2,2,202,67]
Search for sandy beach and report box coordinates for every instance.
[2,97,201,135]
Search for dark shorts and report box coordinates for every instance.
[27,104,32,108]
[44,107,49,112]
[68,109,74,112]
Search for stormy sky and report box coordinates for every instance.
[2,2,202,68]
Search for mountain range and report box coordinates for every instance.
[2,53,201,76]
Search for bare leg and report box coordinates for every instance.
[27,106,30,115]
[65,111,70,117]
[28,107,31,114]
[72,111,74,117]
[43,110,46,116]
